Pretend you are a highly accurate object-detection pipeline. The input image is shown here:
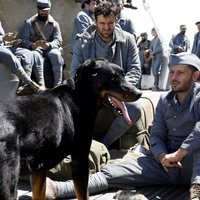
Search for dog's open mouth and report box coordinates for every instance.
[108,96,132,125]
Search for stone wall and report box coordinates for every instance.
[0,0,81,77]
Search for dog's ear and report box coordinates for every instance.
[75,59,101,83]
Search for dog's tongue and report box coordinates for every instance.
[110,96,132,125]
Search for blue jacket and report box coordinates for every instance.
[20,14,62,50]
[70,9,94,53]
[150,83,200,160]
[149,35,163,75]
[169,32,190,54]
[70,25,141,86]
[192,32,200,58]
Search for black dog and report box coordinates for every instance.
[0,58,142,200]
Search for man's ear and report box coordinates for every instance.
[193,71,200,81]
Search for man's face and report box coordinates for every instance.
[38,9,49,21]
[95,14,116,42]
[169,64,197,93]
[180,27,186,34]
[196,24,200,32]
[88,0,97,13]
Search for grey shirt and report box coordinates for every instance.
[150,83,200,160]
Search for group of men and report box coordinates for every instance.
[2,0,200,199]
[44,1,200,200]
[170,22,200,59]
[1,0,64,95]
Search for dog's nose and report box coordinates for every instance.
[134,87,142,100]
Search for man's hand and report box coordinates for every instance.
[158,148,187,172]
[36,40,50,49]
[3,32,15,42]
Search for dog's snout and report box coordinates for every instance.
[131,87,142,101]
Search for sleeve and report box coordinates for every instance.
[20,20,34,49]
[124,34,141,86]
[49,22,63,49]
[70,37,85,78]
[169,35,180,50]
[181,98,200,154]
[75,15,92,34]
[150,95,168,160]
[152,38,163,55]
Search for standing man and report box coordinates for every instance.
[70,0,97,54]
[20,0,64,87]
[192,21,200,58]
[46,52,200,200]
[137,32,151,74]
[113,0,137,39]
[149,27,163,91]
[169,24,190,54]
[70,2,144,149]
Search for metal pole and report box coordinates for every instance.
[142,0,169,58]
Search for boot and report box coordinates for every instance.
[152,75,160,91]
[190,184,200,200]
[33,66,46,88]
[53,67,63,87]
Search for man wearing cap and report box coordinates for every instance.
[169,24,190,54]
[0,22,45,95]
[192,21,200,58]
[149,27,164,91]
[20,0,64,87]
[47,52,200,200]
[113,0,137,39]
[70,0,97,54]
[137,32,151,75]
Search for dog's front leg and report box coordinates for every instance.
[70,160,89,200]
[31,170,46,200]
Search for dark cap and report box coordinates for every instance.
[140,32,147,36]
[37,0,51,10]
[169,52,200,71]
[180,24,186,29]
[196,21,200,25]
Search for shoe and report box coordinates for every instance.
[190,184,200,200]
[151,86,160,91]
[46,177,57,200]
[17,84,35,96]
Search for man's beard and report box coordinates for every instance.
[38,15,48,21]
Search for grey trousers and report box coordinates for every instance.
[55,151,200,199]
[0,47,31,84]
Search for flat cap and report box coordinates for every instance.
[169,52,200,71]
[140,32,147,36]
[37,0,51,10]
[180,24,186,29]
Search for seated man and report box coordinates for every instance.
[20,0,64,87]
[70,1,145,149]
[0,23,44,94]
[46,52,200,200]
